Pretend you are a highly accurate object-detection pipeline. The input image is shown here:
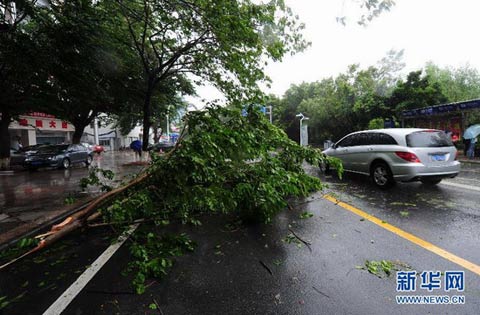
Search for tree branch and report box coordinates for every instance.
[116,0,149,72]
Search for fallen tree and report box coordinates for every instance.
[1,106,342,293]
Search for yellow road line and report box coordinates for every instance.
[323,194,480,276]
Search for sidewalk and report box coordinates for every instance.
[458,158,480,164]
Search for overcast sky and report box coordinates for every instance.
[187,0,480,106]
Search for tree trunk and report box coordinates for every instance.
[71,112,96,144]
[142,78,154,151]
[72,123,86,144]
[152,121,159,144]
[0,111,12,170]
[0,111,12,159]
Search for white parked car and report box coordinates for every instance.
[322,128,461,188]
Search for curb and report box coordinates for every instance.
[459,159,480,165]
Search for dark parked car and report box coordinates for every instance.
[147,142,175,153]
[24,144,93,170]
[21,144,48,155]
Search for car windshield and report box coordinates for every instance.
[37,145,69,154]
[406,131,453,147]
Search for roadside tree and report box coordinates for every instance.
[0,0,46,166]
[114,76,194,144]
[111,0,310,150]
[425,63,480,102]
[386,70,448,118]
[35,0,140,143]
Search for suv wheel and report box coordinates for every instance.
[371,162,395,189]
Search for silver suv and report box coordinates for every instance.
[322,128,460,188]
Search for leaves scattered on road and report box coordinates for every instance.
[283,233,303,248]
[357,259,412,278]
[299,211,314,219]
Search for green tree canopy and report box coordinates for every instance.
[35,0,143,143]
[109,0,309,149]
[114,76,194,142]
[386,70,448,118]
[425,62,480,102]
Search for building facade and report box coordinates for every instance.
[9,112,75,148]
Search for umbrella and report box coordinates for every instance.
[130,140,142,151]
[463,124,480,139]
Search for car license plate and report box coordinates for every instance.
[430,154,446,162]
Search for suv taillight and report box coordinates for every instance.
[395,151,421,163]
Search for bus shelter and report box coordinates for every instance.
[401,99,480,142]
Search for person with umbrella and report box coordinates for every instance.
[130,139,143,159]
[463,124,480,159]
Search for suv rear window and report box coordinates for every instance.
[406,131,453,147]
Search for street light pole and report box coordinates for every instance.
[267,105,272,123]
[93,117,99,145]
[295,113,309,146]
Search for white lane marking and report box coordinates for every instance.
[441,180,480,192]
[43,224,139,315]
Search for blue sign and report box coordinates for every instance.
[402,99,480,117]
[242,104,267,116]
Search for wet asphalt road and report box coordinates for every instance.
[316,163,480,268]
[0,162,479,314]
[0,151,145,245]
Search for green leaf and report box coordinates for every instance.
[149,303,157,310]
[299,212,314,219]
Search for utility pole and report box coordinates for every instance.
[93,117,99,145]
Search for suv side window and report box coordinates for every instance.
[337,135,354,147]
[355,133,369,146]
[366,133,398,145]
[337,132,397,147]
[377,133,398,145]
